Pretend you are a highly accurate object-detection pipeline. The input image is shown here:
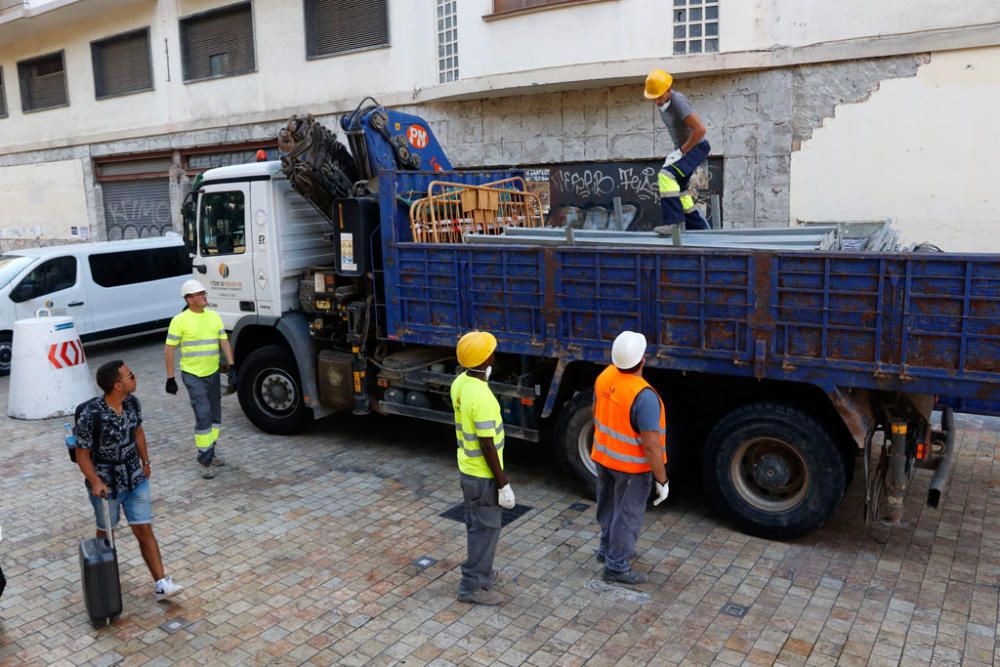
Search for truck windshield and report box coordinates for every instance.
[0,255,34,291]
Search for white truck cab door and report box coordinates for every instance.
[10,255,94,334]
[193,184,255,329]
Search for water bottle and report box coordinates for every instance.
[64,423,77,463]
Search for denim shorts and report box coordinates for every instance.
[89,480,153,530]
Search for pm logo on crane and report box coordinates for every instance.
[407,124,429,149]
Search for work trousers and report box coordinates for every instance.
[660,139,711,230]
[182,370,221,464]
[595,463,651,573]
[458,473,502,597]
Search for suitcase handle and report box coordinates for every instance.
[100,495,115,551]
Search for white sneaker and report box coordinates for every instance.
[155,576,183,601]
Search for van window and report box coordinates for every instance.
[0,255,34,291]
[89,246,192,288]
[200,191,245,256]
[10,256,77,302]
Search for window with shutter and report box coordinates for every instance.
[92,28,153,99]
[180,2,256,82]
[304,0,389,59]
[0,68,7,118]
[17,51,68,112]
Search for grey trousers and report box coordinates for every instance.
[595,464,651,573]
[181,370,221,464]
[459,473,502,597]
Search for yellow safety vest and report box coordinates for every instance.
[450,372,505,479]
[165,309,227,378]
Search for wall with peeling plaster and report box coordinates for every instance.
[790,47,1000,252]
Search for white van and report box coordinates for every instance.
[0,235,191,375]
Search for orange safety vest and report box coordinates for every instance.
[591,365,666,474]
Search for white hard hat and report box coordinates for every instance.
[181,279,207,298]
[611,331,647,370]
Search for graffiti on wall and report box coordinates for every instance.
[524,158,723,231]
[104,198,172,240]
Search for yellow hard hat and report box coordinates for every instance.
[644,69,673,99]
[457,331,497,369]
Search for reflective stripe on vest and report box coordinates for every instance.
[591,365,666,474]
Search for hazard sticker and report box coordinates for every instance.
[48,339,85,369]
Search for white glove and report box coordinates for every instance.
[498,484,516,509]
[663,149,683,169]
[653,481,670,506]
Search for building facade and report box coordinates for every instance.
[0,0,998,250]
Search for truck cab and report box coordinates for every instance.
[184,160,336,432]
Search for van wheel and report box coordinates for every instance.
[237,344,312,435]
[0,334,12,376]
[702,403,846,539]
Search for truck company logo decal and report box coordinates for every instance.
[407,124,429,149]
[48,339,85,369]
[219,264,230,278]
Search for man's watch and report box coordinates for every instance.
[142,460,151,467]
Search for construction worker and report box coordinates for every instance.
[592,331,670,585]
[450,331,515,605]
[644,68,711,230]
[164,280,235,479]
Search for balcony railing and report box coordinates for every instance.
[0,0,26,12]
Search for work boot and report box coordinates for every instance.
[211,453,226,467]
[200,463,216,479]
[457,589,503,606]
[602,568,647,586]
[596,551,639,565]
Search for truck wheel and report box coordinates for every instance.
[0,334,11,376]
[554,390,599,497]
[702,403,846,539]
[237,345,312,435]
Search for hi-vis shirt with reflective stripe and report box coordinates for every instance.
[450,371,505,479]
[165,308,227,378]
[591,365,666,474]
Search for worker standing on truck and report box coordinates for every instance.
[592,331,670,585]
[645,68,711,231]
[450,331,515,606]
[164,279,235,479]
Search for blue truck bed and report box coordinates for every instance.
[379,170,1000,417]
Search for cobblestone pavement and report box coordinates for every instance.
[0,334,999,666]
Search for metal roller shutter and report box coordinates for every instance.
[180,2,256,81]
[18,53,67,111]
[93,29,153,98]
[306,0,389,57]
[102,179,172,240]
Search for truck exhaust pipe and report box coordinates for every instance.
[927,407,955,509]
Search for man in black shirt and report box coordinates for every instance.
[76,360,182,601]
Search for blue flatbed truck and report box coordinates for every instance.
[185,106,1000,538]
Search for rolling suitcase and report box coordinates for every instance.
[79,496,122,627]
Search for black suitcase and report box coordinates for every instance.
[79,497,122,627]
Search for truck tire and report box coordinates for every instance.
[237,344,312,435]
[0,333,11,376]
[554,389,682,499]
[554,390,599,497]
[702,403,846,539]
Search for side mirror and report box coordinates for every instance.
[181,191,198,256]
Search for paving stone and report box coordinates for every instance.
[0,336,998,664]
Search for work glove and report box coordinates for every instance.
[225,367,238,395]
[662,149,684,170]
[165,377,178,395]
[653,480,670,506]
[498,484,516,510]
